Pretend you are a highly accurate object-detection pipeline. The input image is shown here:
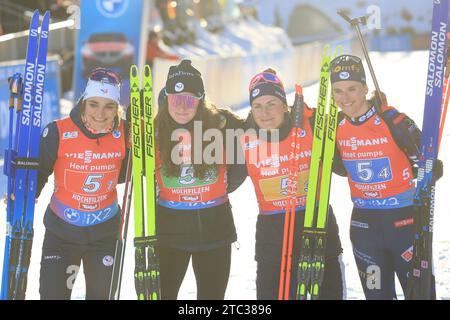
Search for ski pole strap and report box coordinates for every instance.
[15,157,39,170]
[134,236,158,248]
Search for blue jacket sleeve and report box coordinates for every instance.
[380,106,421,165]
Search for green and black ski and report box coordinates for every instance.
[296,45,342,300]
[130,64,160,300]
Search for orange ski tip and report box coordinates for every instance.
[295,84,303,95]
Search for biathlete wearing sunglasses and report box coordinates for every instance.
[36,68,129,300]
[154,60,245,299]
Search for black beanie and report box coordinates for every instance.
[330,54,366,85]
[249,68,287,105]
[165,59,205,98]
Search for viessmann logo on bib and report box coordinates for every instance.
[64,150,123,164]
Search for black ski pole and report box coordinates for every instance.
[338,11,383,113]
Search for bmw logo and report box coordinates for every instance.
[64,209,81,222]
[112,130,121,138]
[42,127,49,138]
[96,0,129,18]
[175,82,184,92]
[252,88,260,97]
[300,129,306,138]
[339,71,350,80]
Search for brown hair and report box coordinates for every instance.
[155,98,222,179]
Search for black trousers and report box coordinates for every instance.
[39,230,116,300]
[255,208,344,300]
[159,244,232,300]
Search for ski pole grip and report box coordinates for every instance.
[337,11,353,24]
[292,85,304,128]
[338,11,367,27]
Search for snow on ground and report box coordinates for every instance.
[0,51,449,300]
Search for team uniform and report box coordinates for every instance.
[329,54,440,300]
[334,103,436,299]
[155,108,244,300]
[36,104,128,299]
[238,109,345,300]
[155,59,245,300]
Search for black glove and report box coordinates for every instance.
[411,159,443,182]
[433,159,444,182]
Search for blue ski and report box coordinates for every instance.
[406,0,448,300]
[1,10,50,300]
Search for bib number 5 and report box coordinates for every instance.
[82,174,103,193]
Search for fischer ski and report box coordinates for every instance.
[406,0,449,300]
[1,10,50,300]
[296,45,342,300]
[130,65,160,300]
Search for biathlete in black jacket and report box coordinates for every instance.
[154,60,245,300]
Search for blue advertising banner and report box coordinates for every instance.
[73,0,146,107]
[0,57,61,197]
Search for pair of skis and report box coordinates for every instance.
[1,10,50,300]
[406,0,449,300]
[109,65,160,300]
[279,45,341,300]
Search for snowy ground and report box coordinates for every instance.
[0,51,449,300]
